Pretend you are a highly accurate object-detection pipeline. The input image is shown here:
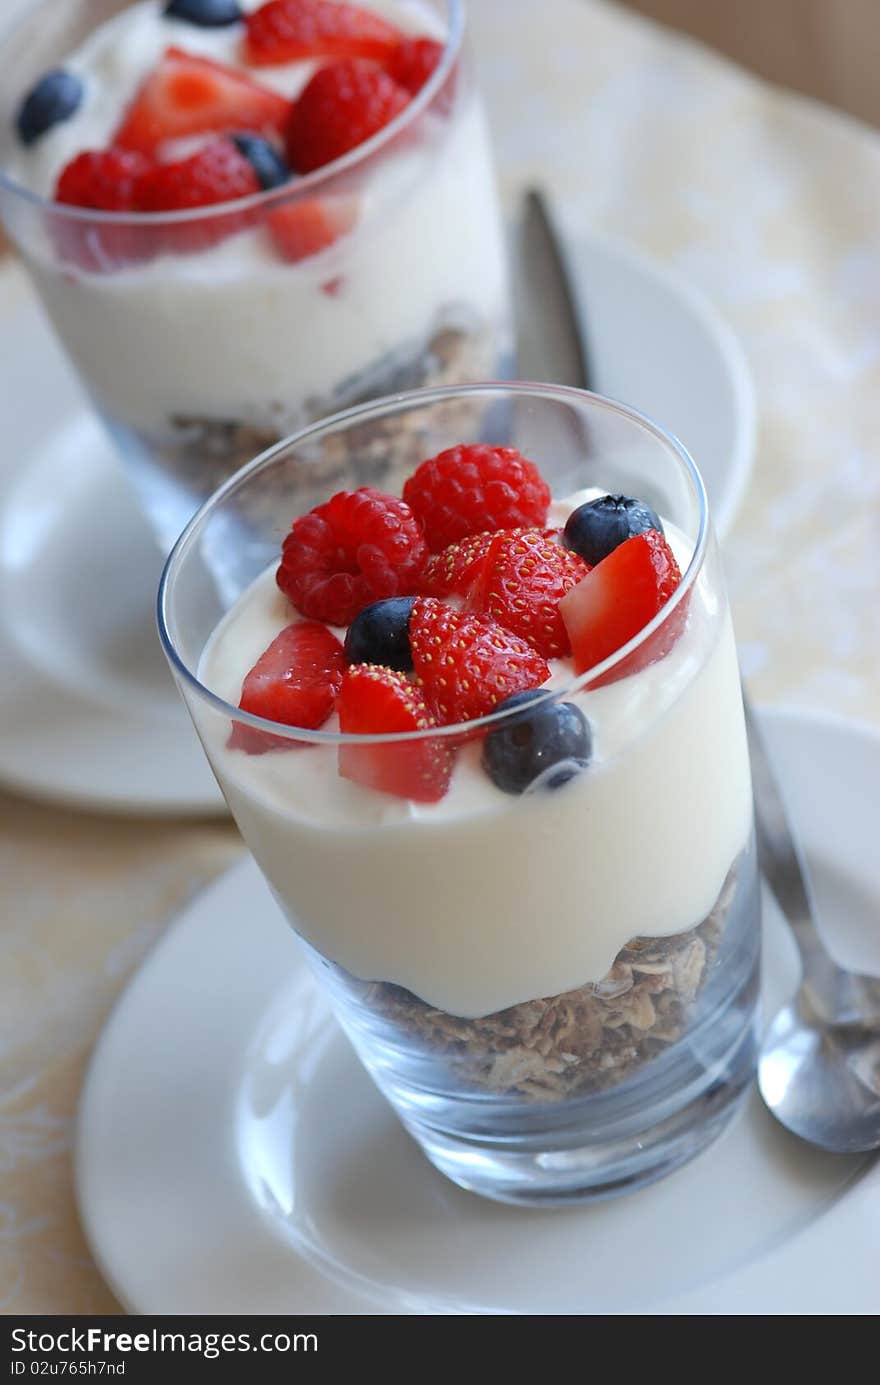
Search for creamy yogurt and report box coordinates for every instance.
[5,0,509,436]
[196,500,753,1018]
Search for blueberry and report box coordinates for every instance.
[15,70,84,147]
[344,598,416,672]
[482,691,592,795]
[231,134,291,190]
[563,494,663,566]
[164,0,242,26]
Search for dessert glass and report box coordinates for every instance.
[158,382,760,1206]
[0,0,511,552]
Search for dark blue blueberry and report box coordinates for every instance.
[344,598,417,672]
[164,0,243,26]
[231,134,291,191]
[563,494,663,566]
[482,691,592,795]
[15,70,84,147]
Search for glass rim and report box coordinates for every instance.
[157,380,710,746]
[0,0,464,226]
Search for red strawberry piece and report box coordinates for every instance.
[245,0,400,66]
[53,148,153,272]
[402,444,552,553]
[410,597,549,726]
[133,136,260,252]
[337,664,453,802]
[285,59,409,174]
[386,36,444,94]
[559,529,685,686]
[277,487,428,628]
[421,527,559,601]
[268,194,358,262]
[472,530,590,659]
[114,47,290,155]
[229,619,345,754]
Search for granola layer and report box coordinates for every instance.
[353,861,740,1101]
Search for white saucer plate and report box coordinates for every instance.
[0,234,753,814]
[76,709,880,1315]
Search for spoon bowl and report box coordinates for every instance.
[759,995,880,1154]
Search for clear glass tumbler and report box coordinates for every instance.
[158,382,760,1205]
[0,0,511,551]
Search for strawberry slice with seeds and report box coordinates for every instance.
[559,530,685,687]
[421,528,559,601]
[114,47,290,155]
[268,195,359,262]
[410,597,549,726]
[473,530,590,659]
[245,0,401,66]
[337,664,453,802]
[229,619,345,754]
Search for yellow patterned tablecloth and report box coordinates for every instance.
[2,0,879,1314]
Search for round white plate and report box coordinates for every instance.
[0,233,753,814]
[76,709,880,1315]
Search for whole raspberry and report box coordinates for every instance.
[277,487,428,626]
[403,444,552,553]
[285,58,410,173]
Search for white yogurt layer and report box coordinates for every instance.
[196,501,753,1017]
[7,1,508,435]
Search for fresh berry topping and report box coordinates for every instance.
[344,597,416,671]
[16,70,84,147]
[268,195,358,261]
[164,0,242,26]
[229,619,345,753]
[114,47,289,155]
[482,691,592,795]
[410,597,549,726]
[421,527,557,600]
[246,0,400,65]
[471,530,589,659]
[337,665,453,802]
[53,149,153,272]
[55,148,151,210]
[277,488,428,627]
[285,59,409,173]
[133,136,260,252]
[563,494,664,566]
[231,133,290,189]
[386,36,444,94]
[559,529,684,685]
[402,445,552,553]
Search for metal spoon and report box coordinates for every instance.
[745,697,880,1153]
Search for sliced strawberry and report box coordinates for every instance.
[133,136,261,251]
[421,528,559,601]
[410,597,550,726]
[337,664,453,802]
[229,619,344,754]
[559,530,685,686]
[114,47,290,155]
[472,530,590,659]
[268,194,358,262]
[245,0,400,66]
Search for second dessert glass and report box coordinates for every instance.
[159,382,761,1206]
[0,0,511,552]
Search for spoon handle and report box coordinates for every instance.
[742,693,826,968]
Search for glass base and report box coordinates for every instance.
[406,1018,757,1206]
